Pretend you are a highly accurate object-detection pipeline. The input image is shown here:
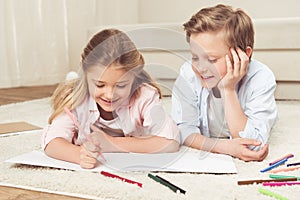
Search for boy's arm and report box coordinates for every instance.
[222,48,277,144]
[184,133,268,161]
[221,48,249,138]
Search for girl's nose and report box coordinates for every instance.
[104,87,114,99]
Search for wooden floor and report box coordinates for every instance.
[0,186,88,200]
[0,84,58,106]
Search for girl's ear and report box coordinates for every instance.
[246,46,253,57]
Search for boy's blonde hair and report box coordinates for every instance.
[49,29,161,124]
[183,4,254,56]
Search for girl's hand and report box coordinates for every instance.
[79,145,99,169]
[224,138,269,161]
[88,124,116,152]
[220,48,249,91]
[80,124,112,168]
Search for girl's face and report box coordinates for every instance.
[87,64,134,113]
[190,31,229,89]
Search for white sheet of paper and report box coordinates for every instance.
[5,149,237,173]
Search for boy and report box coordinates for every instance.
[171,4,277,161]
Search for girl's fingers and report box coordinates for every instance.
[80,156,98,169]
[90,123,104,133]
[80,145,99,160]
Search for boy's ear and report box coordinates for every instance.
[246,46,252,57]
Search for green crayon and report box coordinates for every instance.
[269,174,300,180]
[258,188,288,200]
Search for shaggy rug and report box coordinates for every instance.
[0,98,300,200]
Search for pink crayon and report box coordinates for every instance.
[269,153,294,166]
[64,107,106,161]
[263,181,300,187]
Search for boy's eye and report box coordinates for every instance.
[208,58,217,63]
[192,57,199,61]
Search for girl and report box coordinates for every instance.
[42,29,180,169]
[171,4,277,161]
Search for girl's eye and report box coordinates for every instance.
[95,84,105,88]
[116,84,127,89]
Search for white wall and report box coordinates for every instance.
[138,0,300,23]
[67,0,139,70]
[0,0,139,88]
[1,0,300,90]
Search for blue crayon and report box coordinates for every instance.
[260,158,288,173]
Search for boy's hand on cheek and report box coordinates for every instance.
[220,48,249,91]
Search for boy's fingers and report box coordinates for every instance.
[239,138,261,146]
[225,54,233,73]
[236,48,249,75]
[243,143,269,161]
[230,48,241,76]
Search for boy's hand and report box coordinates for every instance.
[225,138,269,161]
[220,48,249,91]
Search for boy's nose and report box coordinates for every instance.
[196,65,208,74]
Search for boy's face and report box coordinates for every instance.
[189,31,229,88]
[87,64,134,113]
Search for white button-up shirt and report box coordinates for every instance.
[171,59,277,149]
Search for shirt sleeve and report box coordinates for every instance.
[171,70,201,144]
[239,75,277,150]
[41,113,76,150]
[140,87,180,143]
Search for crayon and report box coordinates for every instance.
[269,174,300,180]
[263,181,300,187]
[64,107,106,161]
[237,177,297,185]
[268,166,300,174]
[260,158,288,173]
[287,162,300,167]
[148,173,186,194]
[100,171,142,187]
[258,187,288,200]
[269,153,294,166]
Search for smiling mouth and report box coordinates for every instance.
[201,75,214,80]
[100,98,119,104]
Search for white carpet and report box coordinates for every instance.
[1,98,300,200]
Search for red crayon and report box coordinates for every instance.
[100,171,143,188]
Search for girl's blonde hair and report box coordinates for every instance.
[183,4,254,57]
[49,29,161,124]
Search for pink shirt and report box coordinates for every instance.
[41,84,180,149]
